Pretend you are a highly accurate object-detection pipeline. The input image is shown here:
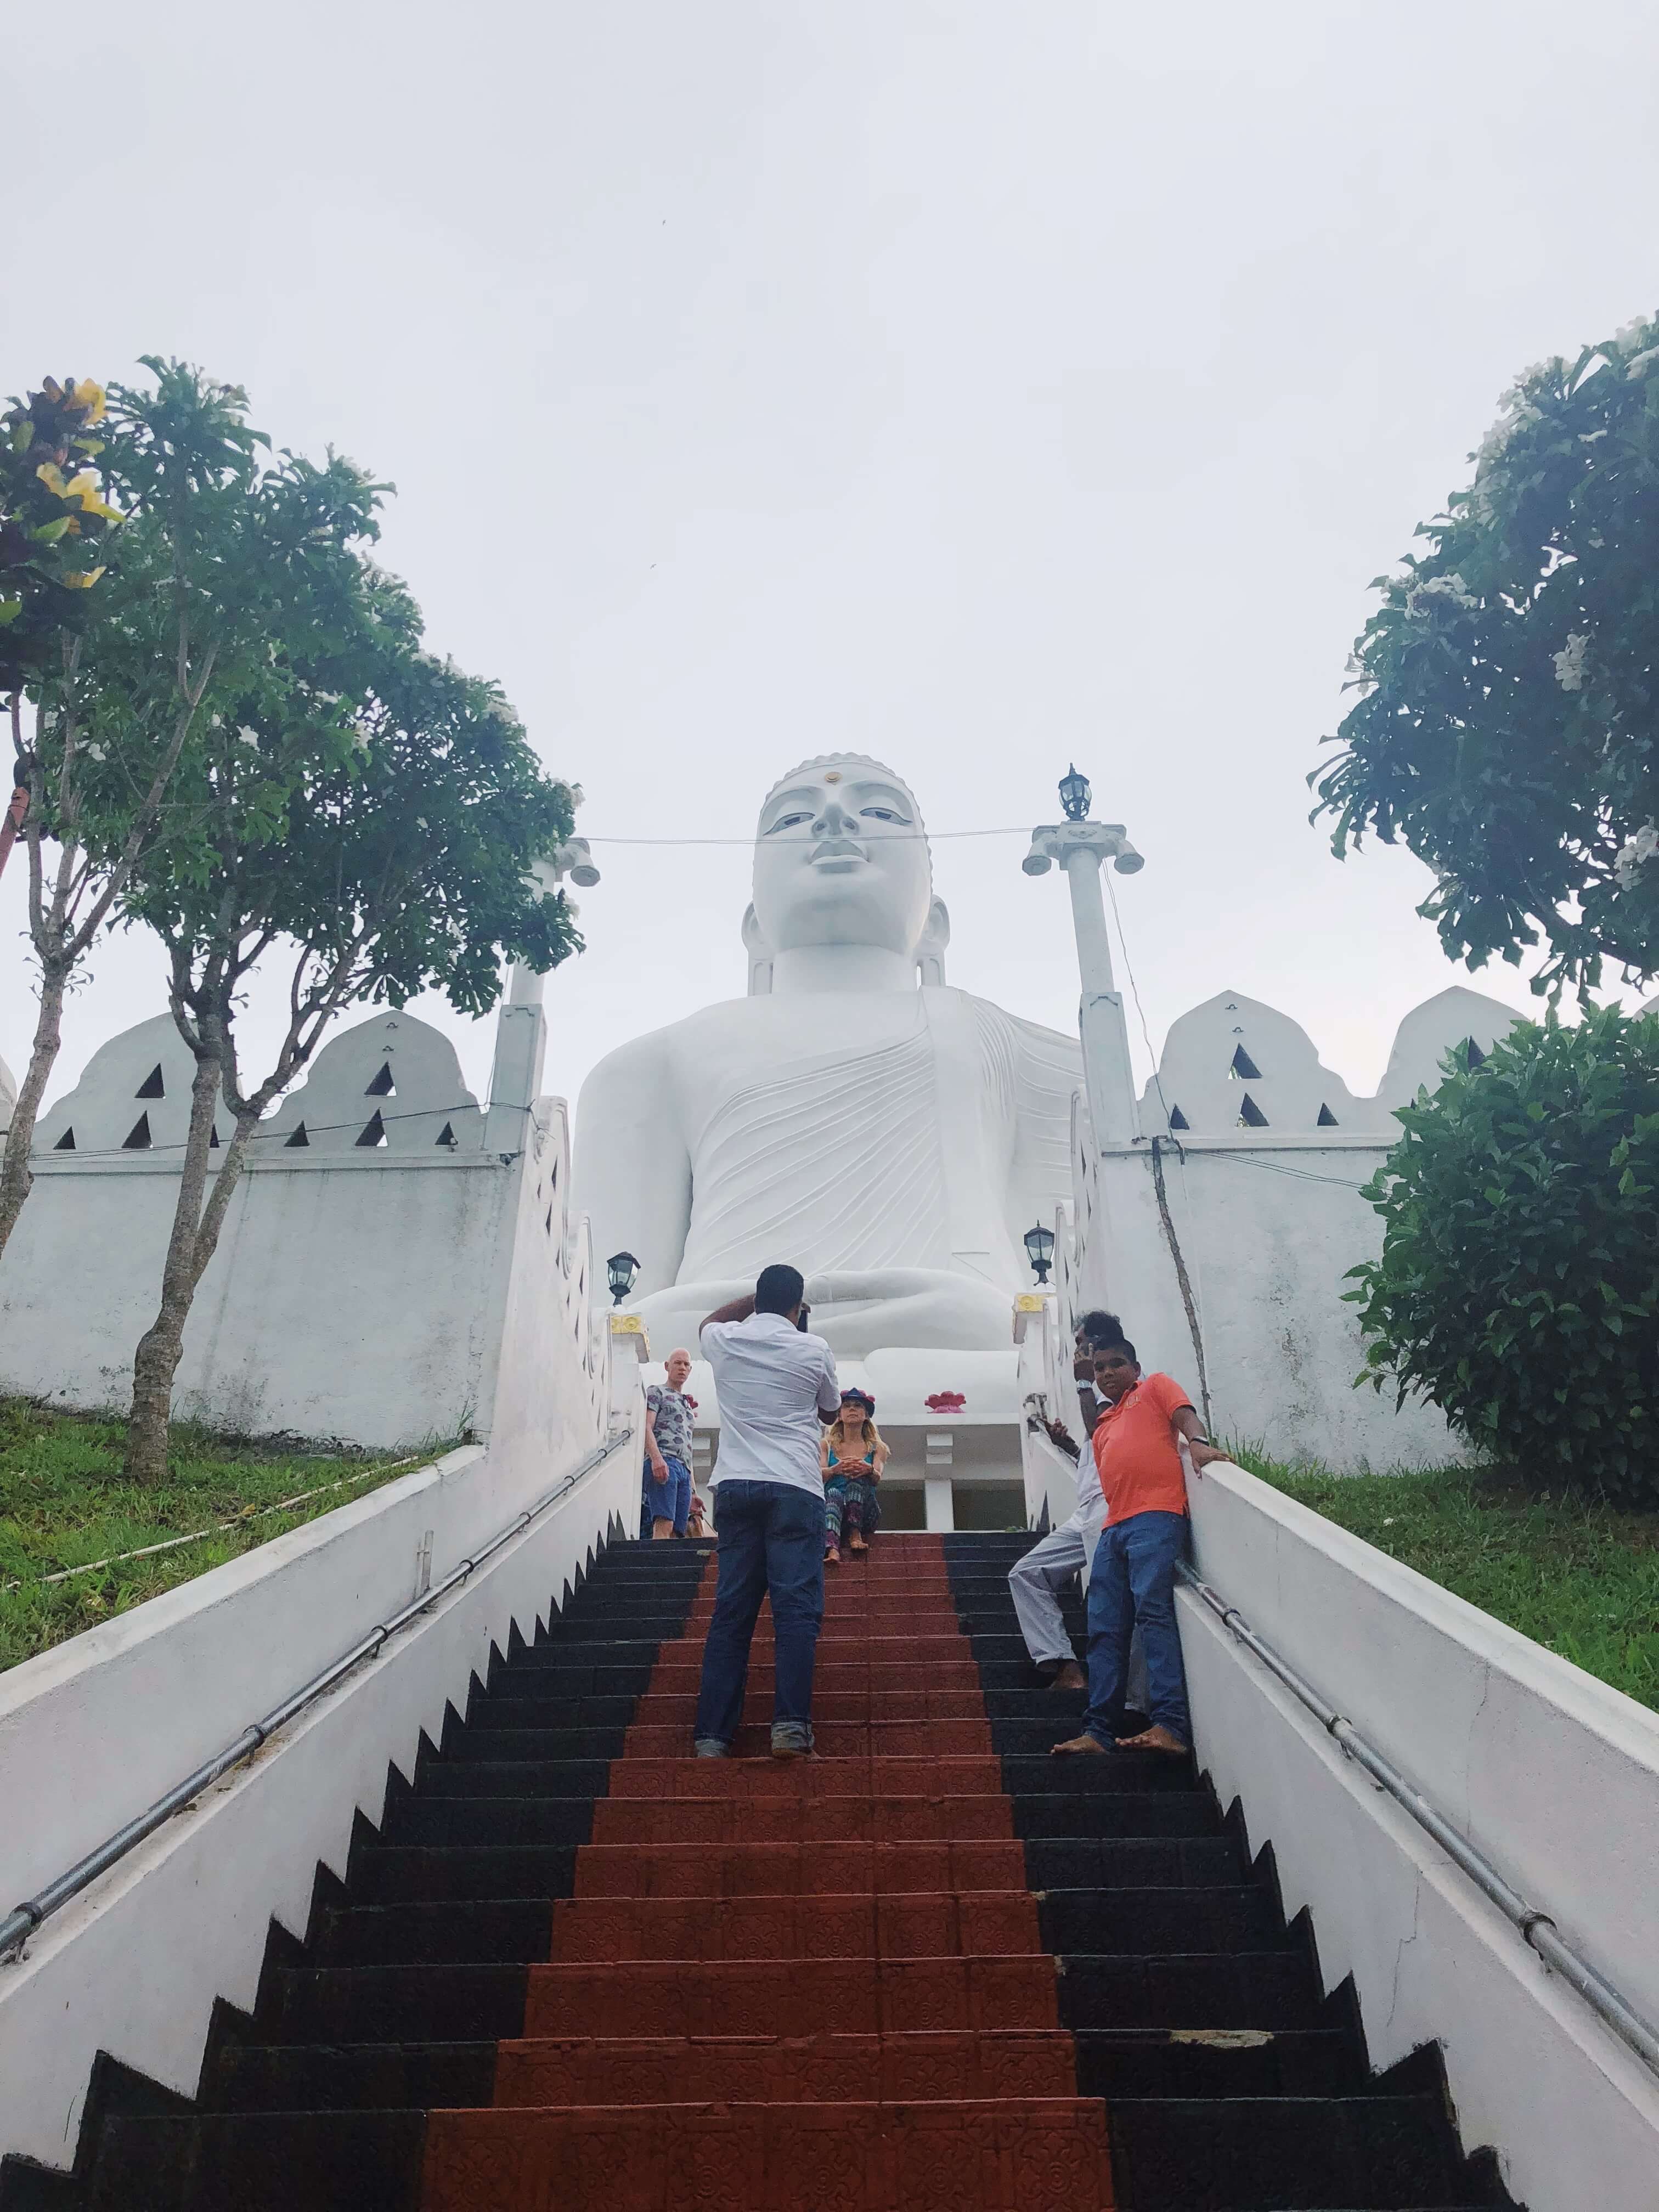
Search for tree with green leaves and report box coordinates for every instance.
[1314,311,1659,997]
[110,548,579,1482]
[1348,1006,1659,1502]
[0,367,265,1256]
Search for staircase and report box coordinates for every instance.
[28,1531,1512,2210]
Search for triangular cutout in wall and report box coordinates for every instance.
[435,1121,457,1149]
[285,1122,309,1148]
[1229,1045,1262,1081]
[210,1124,220,1148]
[1317,1103,1339,1126]
[123,1112,152,1150]
[1465,1037,1486,1069]
[1167,1104,1190,1131]
[1237,1093,1269,1128]
[356,1109,387,1148]
[54,1127,75,1151]
[364,1062,396,1097]
[136,1064,165,1099]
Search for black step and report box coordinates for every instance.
[351,1844,578,1904]
[1041,1884,1286,1955]
[313,1899,552,1967]
[1073,2026,1361,2100]
[207,2041,494,2113]
[264,1962,528,2044]
[1108,2092,1467,2209]
[86,2112,425,2212]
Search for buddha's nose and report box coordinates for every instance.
[814,798,858,838]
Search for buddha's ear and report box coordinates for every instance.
[917,898,950,988]
[742,904,775,996]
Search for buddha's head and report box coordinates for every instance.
[746,754,949,988]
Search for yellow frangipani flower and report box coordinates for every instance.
[61,471,123,523]
[64,381,107,424]
[34,462,122,523]
[60,567,106,590]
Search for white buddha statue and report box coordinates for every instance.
[572,755,1082,1355]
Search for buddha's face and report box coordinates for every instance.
[752,762,931,956]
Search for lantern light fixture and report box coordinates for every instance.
[1022,1222,1056,1284]
[606,1250,641,1305]
[1058,764,1091,822]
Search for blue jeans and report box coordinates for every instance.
[643,1455,692,1535]
[1082,1510,1192,1747]
[694,1481,826,1750]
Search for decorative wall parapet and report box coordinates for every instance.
[1135,984,1520,1141]
[0,1000,608,1442]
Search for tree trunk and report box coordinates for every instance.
[125,1051,224,1486]
[0,960,69,1262]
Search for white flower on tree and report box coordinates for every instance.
[1615,823,1659,890]
[1553,634,1589,692]
[1404,572,1479,620]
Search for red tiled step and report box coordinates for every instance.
[630,1689,990,1725]
[572,1839,1026,1898]
[491,2028,1076,2106]
[602,1755,1005,1801]
[422,2098,1115,2212]
[622,1719,993,1759]
[654,1633,975,1664]
[548,1889,1042,1963]
[523,1953,1061,2036]
[682,1610,963,1633]
[589,1793,1015,1846]
[643,1658,985,1695]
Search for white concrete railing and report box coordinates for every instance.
[1183,1461,1659,2212]
[0,1425,637,2175]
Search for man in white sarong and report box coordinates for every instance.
[573,755,1084,1356]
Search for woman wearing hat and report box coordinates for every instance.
[820,1389,888,1563]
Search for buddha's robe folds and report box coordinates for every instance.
[573,986,1082,1355]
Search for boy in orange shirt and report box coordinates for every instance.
[1053,1327,1223,1758]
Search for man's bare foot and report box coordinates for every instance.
[1047,1662,1087,1692]
[1050,1732,1111,1756]
[848,1533,868,1553]
[824,1545,841,1566]
[1115,1724,1189,1757]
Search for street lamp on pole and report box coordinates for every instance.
[1022,765,1143,1145]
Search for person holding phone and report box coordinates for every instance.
[692,1265,841,1759]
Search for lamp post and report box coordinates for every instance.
[607,1251,641,1306]
[1022,766,1143,1144]
[1023,1222,1056,1284]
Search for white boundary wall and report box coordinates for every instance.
[0,998,605,1448]
[0,983,642,2177]
[1184,1462,1659,2212]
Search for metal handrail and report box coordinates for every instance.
[0,1424,634,1966]
[1177,1560,1659,2081]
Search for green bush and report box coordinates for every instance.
[1350,1006,1659,1502]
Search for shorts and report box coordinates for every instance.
[643,1455,693,1536]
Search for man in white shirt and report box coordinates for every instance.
[693,1263,841,1759]
[1008,1311,1119,1691]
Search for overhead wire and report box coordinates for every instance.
[582,825,1032,847]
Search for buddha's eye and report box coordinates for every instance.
[861,807,910,825]
[767,811,812,833]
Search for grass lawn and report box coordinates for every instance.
[0,1399,437,1673]
[1235,1450,1659,1714]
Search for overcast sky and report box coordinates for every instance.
[6,1,1658,1127]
